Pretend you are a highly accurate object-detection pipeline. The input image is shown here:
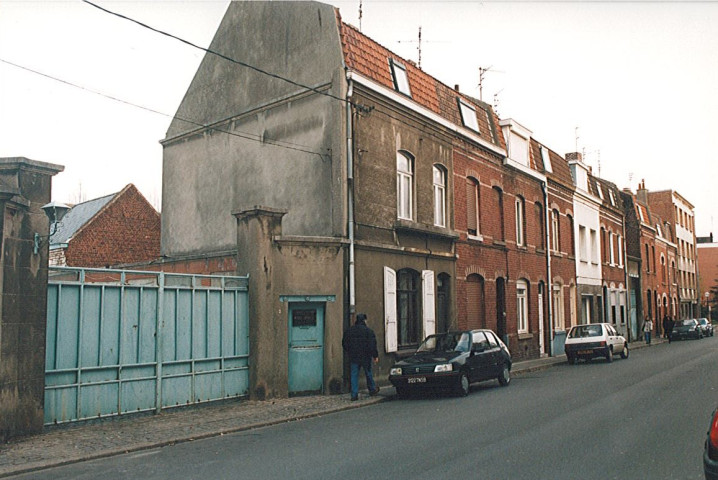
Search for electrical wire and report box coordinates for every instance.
[82,0,352,107]
[0,58,327,158]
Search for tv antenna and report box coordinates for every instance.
[397,26,448,68]
[359,0,363,31]
[478,66,504,101]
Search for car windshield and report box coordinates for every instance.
[698,319,708,325]
[417,333,471,353]
[568,325,603,338]
[676,320,692,327]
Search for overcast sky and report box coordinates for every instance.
[1,0,716,236]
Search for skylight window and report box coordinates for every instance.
[608,189,616,206]
[390,59,411,97]
[595,182,604,200]
[540,146,552,173]
[458,99,480,133]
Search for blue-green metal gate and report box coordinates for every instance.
[44,267,250,425]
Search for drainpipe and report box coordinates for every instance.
[621,214,630,341]
[542,181,554,356]
[346,78,356,316]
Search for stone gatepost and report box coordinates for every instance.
[0,157,64,442]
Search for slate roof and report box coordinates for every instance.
[49,191,117,244]
[337,17,505,151]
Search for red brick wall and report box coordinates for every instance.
[64,185,161,268]
[453,139,548,361]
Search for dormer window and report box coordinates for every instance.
[508,131,529,167]
[390,59,411,97]
[458,99,480,133]
[608,189,616,206]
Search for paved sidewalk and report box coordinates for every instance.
[0,340,659,478]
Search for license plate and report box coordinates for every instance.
[577,350,592,355]
[407,377,427,384]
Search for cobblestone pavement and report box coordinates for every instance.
[0,344,659,478]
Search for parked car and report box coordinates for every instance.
[671,319,703,340]
[705,407,718,480]
[564,323,628,364]
[698,318,714,337]
[388,329,511,397]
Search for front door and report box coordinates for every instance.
[288,303,324,395]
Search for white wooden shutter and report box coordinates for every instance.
[422,270,436,338]
[384,267,398,353]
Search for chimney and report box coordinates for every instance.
[636,179,648,205]
[565,152,583,163]
[454,84,460,92]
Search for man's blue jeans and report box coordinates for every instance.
[644,331,651,344]
[350,361,376,399]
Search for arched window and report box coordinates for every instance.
[515,196,526,246]
[397,269,420,347]
[493,186,504,240]
[517,279,529,333]
[551,209,560,252]
[535,202,544,250]
[466,274,485,329]
[396,152,414,220]
[466,177,480,236]
[433,165,447,227]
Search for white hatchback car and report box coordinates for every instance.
[564,323,628,364]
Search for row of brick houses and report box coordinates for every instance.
[53,2,701,399]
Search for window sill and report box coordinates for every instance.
[493,240,506,247]
[518,332,533,340]
[467,233,484,242]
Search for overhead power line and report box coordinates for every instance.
[0,58,326,158]
[82,0,351,107]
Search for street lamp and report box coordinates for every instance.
[33,201,70,255]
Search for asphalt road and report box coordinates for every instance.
[12,336,718,480]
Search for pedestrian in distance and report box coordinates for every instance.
[666,316,675,343]
[643,317,654,345]
[342,313,380,401]
[662,315,671,339]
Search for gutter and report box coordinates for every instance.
[346,76,356,315]
[542,181,554,356]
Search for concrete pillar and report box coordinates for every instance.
[233,206,288,400]
[0,157,64,442]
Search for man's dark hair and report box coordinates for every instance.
[356,313,367,324]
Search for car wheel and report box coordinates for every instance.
[567,355,576,365]
[455,372,470,397]
[606,347,613,363]
[498,365,511,386]
[620,343,629,359]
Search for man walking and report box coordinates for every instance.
[342,313,380,401]
[643,317,654,345]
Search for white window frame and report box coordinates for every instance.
[551,210,560,252]
[553,284,565,330]
[609,231,615,265]
[433,165,446,228]
[515,197,525,246]
[579,226,587,262]
[422,270,436,338]
[458,99,480,133]
[383,267,398,352]
[389,59,411,97]
[517,279,528,333]
[397,152,413,220]
[617,235,624,267]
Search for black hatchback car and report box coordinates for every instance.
[388,329,512,397]
[671,319,703,341]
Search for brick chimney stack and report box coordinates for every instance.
[565,152,583,163]
[636,179,648,205]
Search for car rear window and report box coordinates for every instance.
[569,325,603,338]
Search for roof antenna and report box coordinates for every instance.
[493,89,504,117]
[575,126,580,153]
[478,66,503,101]
[359,0,363,31]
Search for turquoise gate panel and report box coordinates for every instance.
[45,268,249,425]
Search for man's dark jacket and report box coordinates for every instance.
[342,321,379,365]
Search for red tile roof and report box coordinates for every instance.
[337,16,503,150]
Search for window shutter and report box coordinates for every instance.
[466,180,477,233]
[422,270,436,338]
[384,267,398,353]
